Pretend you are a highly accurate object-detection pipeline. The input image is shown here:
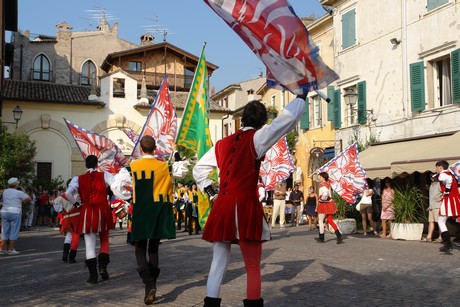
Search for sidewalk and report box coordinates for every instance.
[1,224,459,306]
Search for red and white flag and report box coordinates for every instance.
[131,76,177,159]
[259,136,296,191]
[64,118,128,174]
[204,0,338,94]
[449,160,460,181]
[318,142,366,204]
[123,129,141,159]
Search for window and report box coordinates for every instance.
[33,54,51,81]
[300,97,309,130]
[223,123,229,137]
[129,61,142,72]
[185,67,194,88]
[223,97,228,108]
[410,61,426,112]
[431,57,452,107]
[36,162,52,183]
[342,9,356,49]
[113,78,125,98]
[81,60,96,86]
[427,0,449,11]
[310,95,322,128]
[271,95,276,107]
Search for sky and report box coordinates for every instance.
[16,0,326,93]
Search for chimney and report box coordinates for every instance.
[140,33,155,46]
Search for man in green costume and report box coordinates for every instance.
[127,135,179,305]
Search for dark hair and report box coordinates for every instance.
[435,160,449,170]
[241,100,268,130]
[319,172,329,182]
[140,135,156,154]
[85,155,98,169]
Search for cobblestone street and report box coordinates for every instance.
[1,225,459,306]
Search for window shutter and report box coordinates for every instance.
[427,0,448,11]
[300,97,310,129]
[357,81,367,124]
[327,86,334,121]
[410,62,426,112]
[333,89,341,129]
[342,9,356,49]
[451,48,460,103]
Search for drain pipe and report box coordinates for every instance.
[402,0,409,119]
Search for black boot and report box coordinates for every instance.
[439,231,453,253]
[335,230,343,244]
[138,264,160,305]
[243,298,264,307]
[315,233,325,243]
[98,253,110,280]
[62,243,70,262]
[85,258,98,284]
[203,296,222,307]
[68,250,77,263]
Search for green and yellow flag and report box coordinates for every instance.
[176,44,214,227]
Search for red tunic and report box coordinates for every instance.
[317,182,337,215]
[202,129,268,243]
[439,171,460,217]
[76,171,114,234]
[59,193,80,233]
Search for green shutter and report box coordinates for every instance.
[357,81,367,124]
[427,0,448,11]
[410,62,426,112]
[300,97,310,129]
[327,86,334,121]
[342,9,356,49]
[333,89,341,129]
[451,48,460,103]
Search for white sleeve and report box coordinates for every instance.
[65,176,79,204]
[111,168,133,200]
[438,172,453,189]
[193,146,218,191]
[258,187,266,202]
[254,97,305,159]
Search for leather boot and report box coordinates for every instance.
[68,250,77,263]
[62,243,70,262]
[439,231,453,253]
[203,296,222,307]
[98,253,110,280]
[138,264,159,305]
[315,233,325,243]
[85,258,98,284]
[335,230,343,244]
[243,298,264,307]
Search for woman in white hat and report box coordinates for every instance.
[0,177,31,255]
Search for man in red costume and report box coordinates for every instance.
[66,155,116,283]
[435,160,460,254]
[193,93,306,307]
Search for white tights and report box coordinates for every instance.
[64,232,72,244]
[438,215,448,233]
[207,242,231,298]
[318,213,326,234]
[84,233,97,259]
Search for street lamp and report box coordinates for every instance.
[343,88,358,109]
[2,106,23,128]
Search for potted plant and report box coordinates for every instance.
[332,192,357,234]
[391,185,427,240]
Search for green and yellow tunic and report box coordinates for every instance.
[127,156,176,241]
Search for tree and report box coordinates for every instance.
[0,123,37,189]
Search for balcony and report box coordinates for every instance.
[125,70,194,91]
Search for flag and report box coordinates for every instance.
[64,118,128,174]
[176,44,214,227]
[131,76,177,159]
[449,161,460,181]
[259,136,296,191]
[318,142,366,204]
[204,0,339,95]
[123,129,141,159]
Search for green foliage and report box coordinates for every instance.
[0,124,37,189]
[33,175,66,194]
[177,144,195,160]
[266,105,278,121]
[286,130,298,153]
[349,127,380,152]
[175,162,196,187]
[393,185,427,223]
[332,192,352,220]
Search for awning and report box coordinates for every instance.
[358,132,460,179]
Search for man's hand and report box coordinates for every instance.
[204,185,218,201]
[73,202,82,209]
[444,188,451,196]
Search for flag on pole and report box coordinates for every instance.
[259,136,296,191]
[449,161,460,181]
[318,142,366,204]
[176,44,214,227]
[131,76,177,160]
[64,118,128,174]
[123,129,141,158]
[204,0,339,95]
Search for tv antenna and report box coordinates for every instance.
[85,3,119,27]
[141,15,173,42]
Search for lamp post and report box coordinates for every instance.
[2,106,23,128]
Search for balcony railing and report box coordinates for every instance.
[125,70,194,90]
